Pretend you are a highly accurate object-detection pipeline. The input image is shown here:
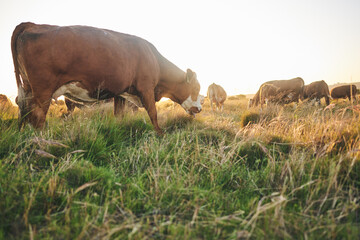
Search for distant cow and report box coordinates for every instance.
[258,83,280,107]
[302,80,330,105]
[330,85,357,102]
[249,77,304,107]
[207,83,227,111]
[0,94,11,106]
[12,22,203,134]
[0,94,13,110]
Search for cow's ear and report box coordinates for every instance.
[186,69,196,83]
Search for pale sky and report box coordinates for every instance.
[1,0,360,100]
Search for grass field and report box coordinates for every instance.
[0,97,359,239]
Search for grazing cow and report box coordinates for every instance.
[302,80,330,105]
[258,83,280,107]
[330,85,357,102]
[0,94,11,106]
[207,83,227,111]
[12,22,202,134]
[249,77,304,107]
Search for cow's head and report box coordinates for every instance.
[180,69,203,116]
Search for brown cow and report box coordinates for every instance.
[258,83,280,107]
[249,77,304,107]
[207,83,227,111]
[330,85,357,102]
[12,22,202,134]
[0,94,11,106]
[302,80,330,105]
[248,84,280,108]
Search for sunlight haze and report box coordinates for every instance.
[1,0,359,100]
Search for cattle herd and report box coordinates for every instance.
[4,22,359,133]
[248,78,357,108]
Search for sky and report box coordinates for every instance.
[1,0,360,101]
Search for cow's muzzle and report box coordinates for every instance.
[189,106,202,114]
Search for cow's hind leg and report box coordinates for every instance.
[114,96,126,116]
[216,102,221,111]
[65,98,76,113]
[29,103,49,128]
[325,96,330,105]
[18,72,55,128]
[17,90,32,129]
[25,93,51,129]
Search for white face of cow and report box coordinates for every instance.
[179,69,203,116]
[181,94,204,116]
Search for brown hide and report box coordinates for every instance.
[12,22,201,134]
[330,85,357,101]
[303,80,330,105]
[258,84,280,107]
[207,83,227,111]
[250,77,304,107]
[0,94,11,105]
[0,94,12,107]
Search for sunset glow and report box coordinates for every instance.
[1,0,359,99]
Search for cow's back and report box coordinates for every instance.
[304,80,329,98]
[331,85,357,99]
[14,23,160,96]
[265,77,304,91]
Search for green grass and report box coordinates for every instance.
[0,98,359,239]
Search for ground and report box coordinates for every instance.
[0,96,359,239]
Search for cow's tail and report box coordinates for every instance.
[11,22,32,127]
[11,23,30,90]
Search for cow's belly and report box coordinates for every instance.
[53,82,97,102]
[53,82,144,107]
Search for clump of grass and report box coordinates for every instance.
[163,114,195,132]
[240,111,260,127]
[60,160,117,195]
[265,134,292,154]
[236,140,268,168]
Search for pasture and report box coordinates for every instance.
[0,97,359,239]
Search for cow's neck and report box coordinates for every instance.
[155,57,189,104]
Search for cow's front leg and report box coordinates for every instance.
[140,91,163,135]
[210,100,214,111]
